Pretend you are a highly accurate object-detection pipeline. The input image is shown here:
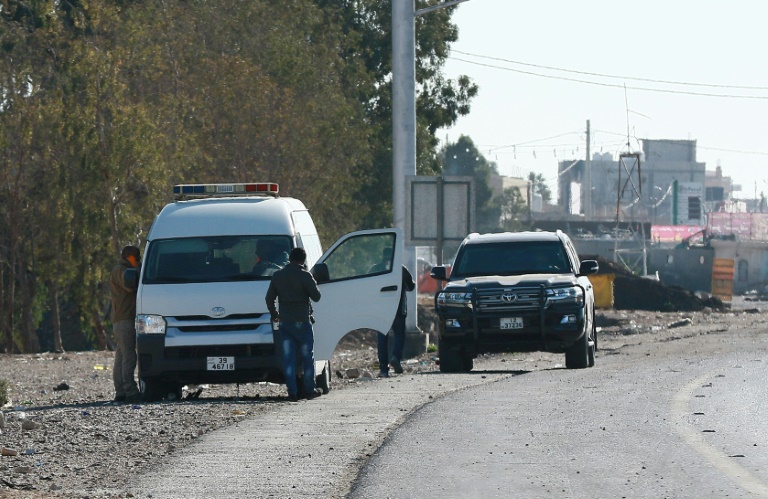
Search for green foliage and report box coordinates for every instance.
[528,172,552,203]
[441,136,501,233]
[499,186,528,232]
[0,0,474,352]
[315,0,477,230]
[427,343,438,353]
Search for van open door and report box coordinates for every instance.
[311,229,403,364]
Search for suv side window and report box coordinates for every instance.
[563,236,580,272]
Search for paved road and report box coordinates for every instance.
[131,358,524,498]
[131,314,768,499]
[351,329,768,498]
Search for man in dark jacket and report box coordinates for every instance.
[378,266,415,377]
[110,245,142,403]
[265,247,322,401]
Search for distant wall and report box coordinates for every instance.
[647,247,714,294]
[573,239,714,294]
[710,240,768,294]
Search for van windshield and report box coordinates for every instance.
[143,236,293,284]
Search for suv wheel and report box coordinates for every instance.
[438,339,465,373]
[587,319,597,367]
[463,353,474,372]
[565,324,590,369]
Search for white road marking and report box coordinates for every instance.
[672,370,768,497]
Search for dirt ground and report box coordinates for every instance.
[1,294,765,497]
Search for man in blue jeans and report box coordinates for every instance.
[265,247,322,401]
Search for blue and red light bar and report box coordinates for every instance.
[173,183,279,200]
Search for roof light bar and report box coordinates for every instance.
[173,183,279,200]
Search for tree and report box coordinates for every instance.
[499,186,528,232]
[314,0,478,230]
[441,136,501,233]
[528,172,552,204]
[0,0,476,352]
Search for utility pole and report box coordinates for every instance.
[392,0,469,354]
[584,120,591,220]
[392,1,416,232]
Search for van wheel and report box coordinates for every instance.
[139,377,165,402]
[315,361,331,394]
[168,383,183,401]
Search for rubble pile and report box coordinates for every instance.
[588,256,725,312]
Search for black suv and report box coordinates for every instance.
[431,231,599,372]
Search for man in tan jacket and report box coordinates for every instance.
[110,245,141,403]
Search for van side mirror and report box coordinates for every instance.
[430,266,448,281]
[124,268,139,291]
[311,263,330,284]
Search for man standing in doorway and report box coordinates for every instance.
[265,247,322,401]
[110,245,142,403]
[378,265,415,377]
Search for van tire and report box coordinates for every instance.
[140,377,165,402]
[316,361,331,394]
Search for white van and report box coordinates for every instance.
[130,182,403,401]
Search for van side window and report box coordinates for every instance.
[322,233,396,281]
[292,211,322,266]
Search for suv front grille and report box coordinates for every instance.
[475,287,543,312]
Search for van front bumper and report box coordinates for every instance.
[136,334,283,385]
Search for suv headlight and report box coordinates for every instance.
[437,291,473,308]
[136,314,166,335]
[546,286,584,305]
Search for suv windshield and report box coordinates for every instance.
[143,235,292,284]
[452,240,570,278]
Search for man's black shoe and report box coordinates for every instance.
[305,389,322,400]
[106,395,126,406]
[391,359,404,374]
[125,394,143,404]
[287,394,300,402]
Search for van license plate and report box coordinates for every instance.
[207,356,235,370]
[500,317,523,329]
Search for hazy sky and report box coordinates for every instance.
[440,0,767,200]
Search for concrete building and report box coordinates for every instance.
[558,139,710,225]
[705,166,739,213]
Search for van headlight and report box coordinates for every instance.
[437,291,473,308]
[546,286,584,305]
[136,314,166,335]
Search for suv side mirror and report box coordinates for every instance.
[311,262,330,284]
[579,260,599,276]
[430,266,448,281]
[124,268,139,291]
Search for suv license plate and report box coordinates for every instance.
[207,356,235,371]
[500,317,523,329]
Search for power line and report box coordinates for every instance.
[452,49,768,91]
[484,130,583,152]
[449,57,768,100]
[697,145,768,157]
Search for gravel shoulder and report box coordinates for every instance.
[1,300,765,497]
